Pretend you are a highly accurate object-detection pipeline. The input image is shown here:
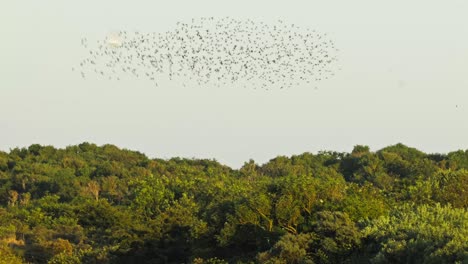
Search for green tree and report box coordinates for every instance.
[362,203,468,263]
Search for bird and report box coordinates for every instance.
[75,17,340,91]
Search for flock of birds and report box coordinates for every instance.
[75,17,340,91]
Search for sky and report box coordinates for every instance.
[1,0,467,168]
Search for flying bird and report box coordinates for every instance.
[75,17,340,91]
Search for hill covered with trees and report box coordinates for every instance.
[0,143,467,263]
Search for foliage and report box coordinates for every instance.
[362,203,468,263]
[0,143,466,263]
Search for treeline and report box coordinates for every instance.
[0,143,467,263]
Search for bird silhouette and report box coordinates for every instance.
[75,17,340,91]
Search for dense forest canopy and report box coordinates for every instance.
[0,143,467,263]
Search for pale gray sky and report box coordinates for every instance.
[1,0,467,168]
